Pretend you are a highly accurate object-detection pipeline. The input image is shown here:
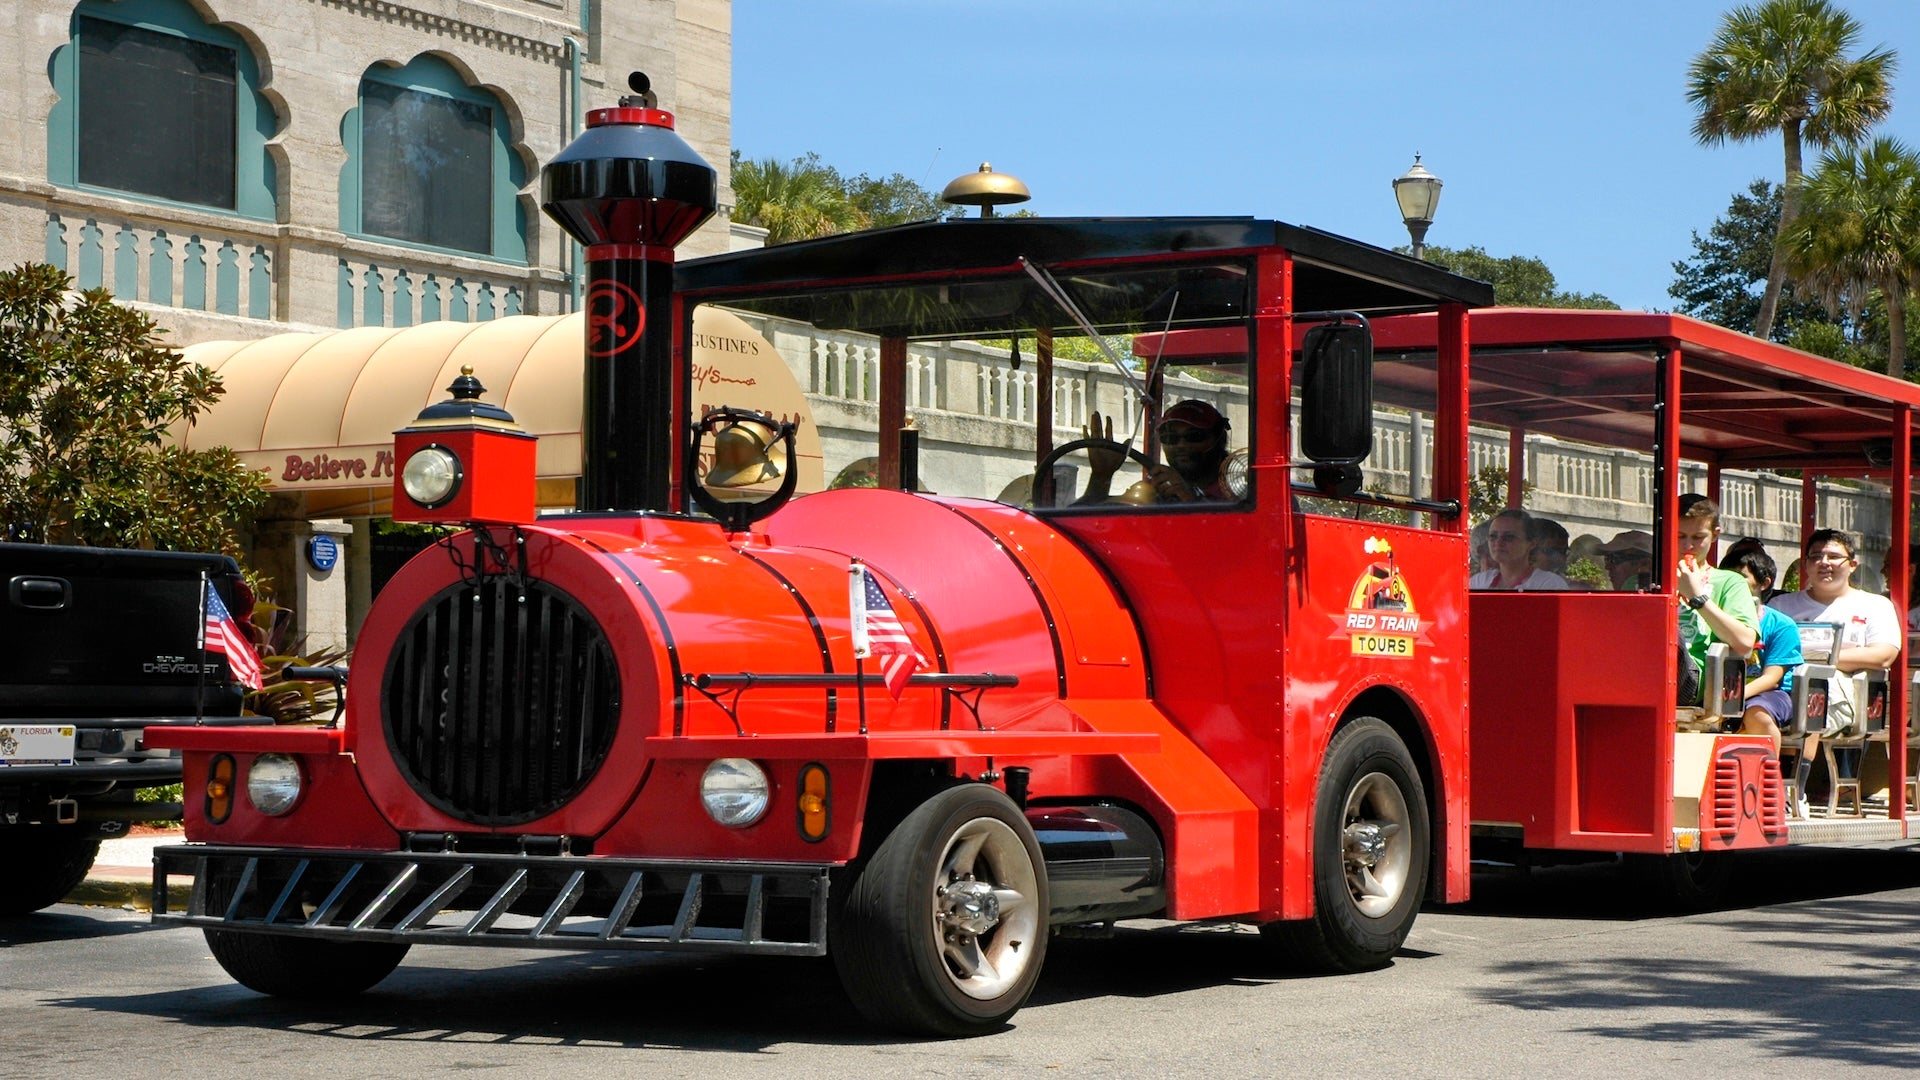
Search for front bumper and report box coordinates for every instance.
[153,845,830,956]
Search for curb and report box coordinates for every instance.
[65,876,188,912]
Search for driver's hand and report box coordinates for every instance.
[1144,463,1195,502]
[1084,411,1123,476]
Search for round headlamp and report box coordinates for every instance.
[246,753,304,816]
[401,445,463,508]
[700,758,769,828]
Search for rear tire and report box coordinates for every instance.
[1627,850,1733,911]
[831,784,1049,1036]
[0,827,103,915]
[1263,717,1430,972]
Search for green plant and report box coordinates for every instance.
[1468,465,1531,524]
[135,782,184,805]
[248,639,351,724]
[1565,556,1609,589]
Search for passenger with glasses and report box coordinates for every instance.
[1768,530,1900,667]
[1468,508,1569,591]
[1767,528,1901,808]
[1079,399,1239,505]
[1597,530,1654,591]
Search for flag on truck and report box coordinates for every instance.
[204,584,264,690]
[850,562,926,699]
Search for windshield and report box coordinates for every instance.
[697,259,1255,509]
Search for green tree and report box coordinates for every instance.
[1417,245,1618,309]
[729,151,866,244]
[1779,136,1920,378]
[1782,317,1881,369]
[1669,179,1835,336]
[0,263,267,552]
[1686,0,1896,340]
[846,171,952,228]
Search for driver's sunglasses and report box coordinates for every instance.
[1157,425,1212,445]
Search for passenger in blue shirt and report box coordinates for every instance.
[1720,546,1801,755]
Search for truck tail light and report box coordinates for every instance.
[796,762,829,842]
[205,754,236,824]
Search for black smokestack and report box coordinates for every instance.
[540,72,717,512]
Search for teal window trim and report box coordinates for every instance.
[47,0,277,222]
[340,55,528,265]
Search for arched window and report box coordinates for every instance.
[46,0,276,219]
[341,56,527,262]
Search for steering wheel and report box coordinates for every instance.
[1032,437,1155,508]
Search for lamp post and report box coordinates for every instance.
[1393,153,1443,260]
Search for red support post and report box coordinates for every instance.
[878,337,906,491]
[1891,404,1911,820]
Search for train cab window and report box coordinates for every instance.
[1293,338,1439,524]
[711,261,1254,509]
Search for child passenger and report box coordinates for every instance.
[1719,546,1800,756]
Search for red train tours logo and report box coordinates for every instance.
[1338,537,1421,659]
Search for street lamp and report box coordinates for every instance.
[1393,153,1443,260]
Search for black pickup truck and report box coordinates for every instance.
[1,542,253,913]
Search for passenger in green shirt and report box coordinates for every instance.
[1675,495,1758,704]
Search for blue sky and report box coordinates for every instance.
[731,0,1920,314]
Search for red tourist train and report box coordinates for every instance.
[148,78,1918,1035]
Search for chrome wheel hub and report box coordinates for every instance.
[939,879,1001,937]
[928,815,1042,1000]
[1341,770,1413,919]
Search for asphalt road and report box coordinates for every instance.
[7,846,1920,1079]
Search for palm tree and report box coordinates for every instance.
[1780,137,1920,379]
[729,152,868,245]
[1686,0,1896,340]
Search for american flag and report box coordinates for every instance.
[204,585,264,690]
[850,564,926,699]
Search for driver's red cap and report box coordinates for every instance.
[1161,399,1227,431]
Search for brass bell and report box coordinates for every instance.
[704,418,786,488]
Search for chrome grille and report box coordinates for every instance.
[383,577,620,826]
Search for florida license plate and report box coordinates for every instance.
[0,724,77,766]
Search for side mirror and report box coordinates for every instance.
[1298,322,1374,465]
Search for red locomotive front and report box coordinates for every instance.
[148,75,1493,1036]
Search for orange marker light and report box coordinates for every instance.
[797,763,830,842]
[206,754,236,825]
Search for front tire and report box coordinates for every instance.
[1263,717,1430,972]
[831,784,1049,1036]
[0,827,102,915]
[202,863,409,997]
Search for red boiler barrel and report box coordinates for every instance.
[344,489,1148,845]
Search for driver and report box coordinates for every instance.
[1079,399,1236,504]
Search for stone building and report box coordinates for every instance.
[0,0,732,651]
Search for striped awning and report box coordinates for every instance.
[175,308,821,517]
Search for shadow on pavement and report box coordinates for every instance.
[33,848,1920,1052]
[43,951,906,1051]
[1466,896,1920,1069]
[0,908,154,946]
[1453,844,1920,920]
